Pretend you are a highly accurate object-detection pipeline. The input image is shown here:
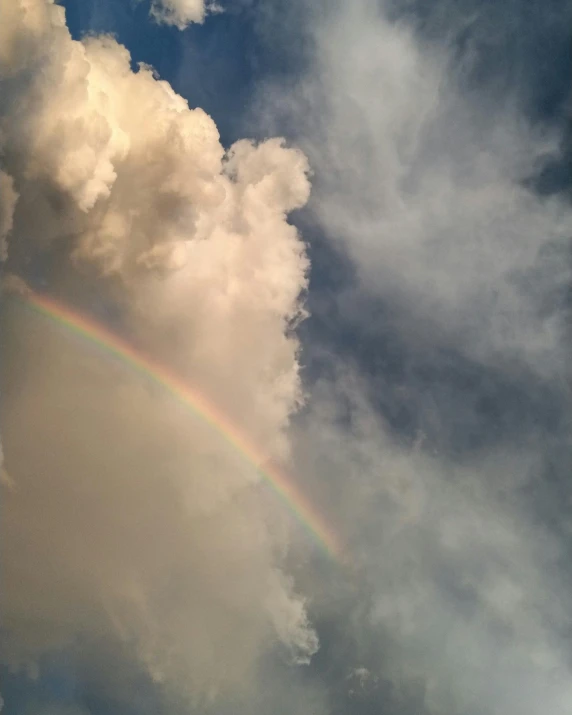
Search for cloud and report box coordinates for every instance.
[0,171,18,261]
[0,0,317,707]
[256,0,571,377]
[17,704,90,715]
[289,372,572,715]
[249,1,572,713]
[2,0,570,713]
[150,0,209,28]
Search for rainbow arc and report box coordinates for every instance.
[12,289,342,561]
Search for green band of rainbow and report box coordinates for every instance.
[10,289,342,561]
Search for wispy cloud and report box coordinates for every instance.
[252,1,572,712]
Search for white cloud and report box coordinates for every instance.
[150,0,208,29]
[0,0,316,706]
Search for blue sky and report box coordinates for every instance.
[1,1,571,714]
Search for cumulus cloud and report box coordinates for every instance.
[150,0,209,28]
[0,0,317,707]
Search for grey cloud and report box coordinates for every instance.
[249,1,572,713]
[256,0,571,377]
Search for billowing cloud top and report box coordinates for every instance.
[0,0,317,706]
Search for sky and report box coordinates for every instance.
[0,1,571,714]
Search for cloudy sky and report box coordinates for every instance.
[0,0,570,713]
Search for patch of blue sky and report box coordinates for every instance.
[1,651,165,715]
[58,0,311,147]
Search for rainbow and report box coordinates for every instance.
[11,289,342,561]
